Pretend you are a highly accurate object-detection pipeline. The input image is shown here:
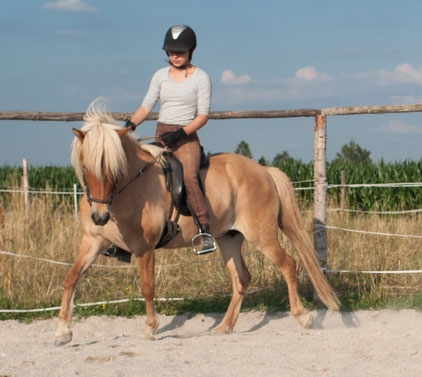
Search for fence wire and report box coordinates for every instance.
[1,181,422,314]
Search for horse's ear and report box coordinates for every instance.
[117,127,131,139]
[72,128,86,142]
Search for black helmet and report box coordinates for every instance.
[162,25,197,53]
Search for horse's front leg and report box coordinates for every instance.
[54,235,107,346]
[135,249,159,339]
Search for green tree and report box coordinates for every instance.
[258,156,269,165]
[333,139,372,164]
[272,151,295,166]
[234,141,253,159]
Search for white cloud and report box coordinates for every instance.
[377,119,422,135]
[220,70,251,85]
[215,63,422,107]
[377,63,422,85]
[44,0,97,12]
[295,66,317,81]
[294,66,331,82]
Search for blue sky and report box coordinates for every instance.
[1,0,422,165]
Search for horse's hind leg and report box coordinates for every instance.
[213,232,250,334]
[55,235,107,346]
[256,236,312,328]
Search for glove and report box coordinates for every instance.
[160,128,187,147]
[125,120,136,131]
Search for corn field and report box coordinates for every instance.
[1,160,422,211]
[274,159,422,211]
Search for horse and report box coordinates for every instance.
[54,99,339,346]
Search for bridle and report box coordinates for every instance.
[82,149,164,207]
[82,175,116,206]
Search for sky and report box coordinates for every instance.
[1,0,422,166]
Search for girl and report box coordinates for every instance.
[126,25,215,255]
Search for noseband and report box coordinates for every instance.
[82,175,117,206]
[82,151,164,207]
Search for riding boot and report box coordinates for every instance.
[196,223,216,255]
[103,245,132,263]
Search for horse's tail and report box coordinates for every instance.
[265,167,340,311]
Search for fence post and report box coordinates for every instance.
[313,115,327,269]
[73,183,78,221]
[340,170,346,215]
[22,158,29,214]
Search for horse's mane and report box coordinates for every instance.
[71,98,165,183]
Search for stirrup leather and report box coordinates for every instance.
[192,232,216,255]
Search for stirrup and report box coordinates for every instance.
[103,245,132,263]
[192,232,216,255]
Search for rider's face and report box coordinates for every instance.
[167,50,190,67]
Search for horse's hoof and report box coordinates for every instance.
[294,311,313,329]
[211,324,233,335]
[54,333,73,347]
[143,327,156,340]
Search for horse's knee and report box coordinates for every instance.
[141,285,155,300]
[234,271,250,295]
[225,256,250,295]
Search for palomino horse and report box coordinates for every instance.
[55,100,339,346]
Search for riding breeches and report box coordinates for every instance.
[155,123,209,226]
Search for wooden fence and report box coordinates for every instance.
[2,103,422,267]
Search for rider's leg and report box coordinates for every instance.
[172,136,216,254]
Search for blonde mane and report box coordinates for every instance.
[71,98,134,182]
[71,98,166,184]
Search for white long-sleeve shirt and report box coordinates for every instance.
[141,66,211,126]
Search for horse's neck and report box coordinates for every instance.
[121,139,146,170]
[123,140,163,181]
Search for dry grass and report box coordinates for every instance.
[0,193,421,316]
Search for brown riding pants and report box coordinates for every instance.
[155,123,209,226]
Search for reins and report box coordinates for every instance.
[83,142,166,206]
[137,135,158,142]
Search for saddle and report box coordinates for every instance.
[155,145,209,248]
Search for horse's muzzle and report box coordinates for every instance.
[91,211,110,226]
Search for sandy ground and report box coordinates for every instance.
[0,309,421,377]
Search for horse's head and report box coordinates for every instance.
[71,99,132,226]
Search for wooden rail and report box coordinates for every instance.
[0,109,321,121]
[1,104,422,121]
[322,103,422,116]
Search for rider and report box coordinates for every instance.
[125,24,216,255]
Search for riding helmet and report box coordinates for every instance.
[162,25,197,53]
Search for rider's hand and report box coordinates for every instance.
[160,128,187,147]
[125,120,137,131]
